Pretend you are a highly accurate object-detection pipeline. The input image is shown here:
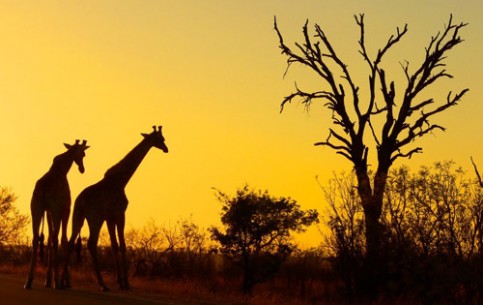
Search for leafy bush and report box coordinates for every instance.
[323,161,483,304]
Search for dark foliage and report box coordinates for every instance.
[210,185,319,293]
[324,161,483,304]
[0,187,28,246]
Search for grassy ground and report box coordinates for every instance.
[0,263,322,305]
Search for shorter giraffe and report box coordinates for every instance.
[61,126,168,291]
[24,140,89,289]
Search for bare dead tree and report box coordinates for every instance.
[274,14,468,291]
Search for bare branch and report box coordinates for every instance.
[391,147,423,162]
[471,157,483,187]
[379,69,395,142]
[314,130,352,161]
[409,98,434,113]
[387,14,468,162]
[328,128,352,147]
[275,17,327,81]
[370,104,388,116]
[356,14,370,66]
[313,23,360,112]
[275,16,358,144]
[375,24,408,66]
[409,89,468,134]
[404,15,467,98]
[280,83,337,112]
[367,119,381,147]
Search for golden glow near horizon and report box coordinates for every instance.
[1,1,482,248]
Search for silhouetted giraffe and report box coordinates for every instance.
[61,126,168,291]
[24,140,89,289]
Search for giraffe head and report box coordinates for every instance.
[64,140,90,173]
[142,126,169,153]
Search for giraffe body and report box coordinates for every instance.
[24,141,89,289]
[62,126,168,291]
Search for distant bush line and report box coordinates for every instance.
[1,160,482,304]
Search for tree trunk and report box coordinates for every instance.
[364,204,383,260]
[241,253,255,294]
[355,163,389,296]
[362,202,384,296]
[242,262,255,294]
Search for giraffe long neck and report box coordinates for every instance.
[48,151,75,177]
[103,138,152,188]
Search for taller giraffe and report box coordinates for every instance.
[24,140,89,289]
[62,126,168,291]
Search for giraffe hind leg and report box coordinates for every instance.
[44,214,54,288]
[24,209,42,289]
[60,207,85,289]
[117,217,130,290]
[87,221,109,292]
[50,216,63,289]
[107,221,125,289]
[24,234,39,289]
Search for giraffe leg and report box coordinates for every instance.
[55,206,70,289]
[50,216,63,289]
[24,212,42,289]
[117,216,129,290]
[60,205,70,251]
[45,214,55,288]
[60,236,75,289]
[107,221,122,289]
[61,210,84,289]
[87,221,109,292]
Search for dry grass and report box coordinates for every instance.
[110,274,319,305]
[0,263,324,305]
[0,263,438,305]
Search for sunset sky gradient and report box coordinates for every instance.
[1,1,482,247]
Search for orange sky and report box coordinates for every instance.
[0,1,482,248]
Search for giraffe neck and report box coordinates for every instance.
[48,150,75,177]
[103,137,152,188]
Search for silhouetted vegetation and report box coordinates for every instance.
[0,187,28,246]
[125,217,210,279]
[210,186,319,293]
[275,14,469,297]
[323,161,483,304]
[2,162,482,304]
